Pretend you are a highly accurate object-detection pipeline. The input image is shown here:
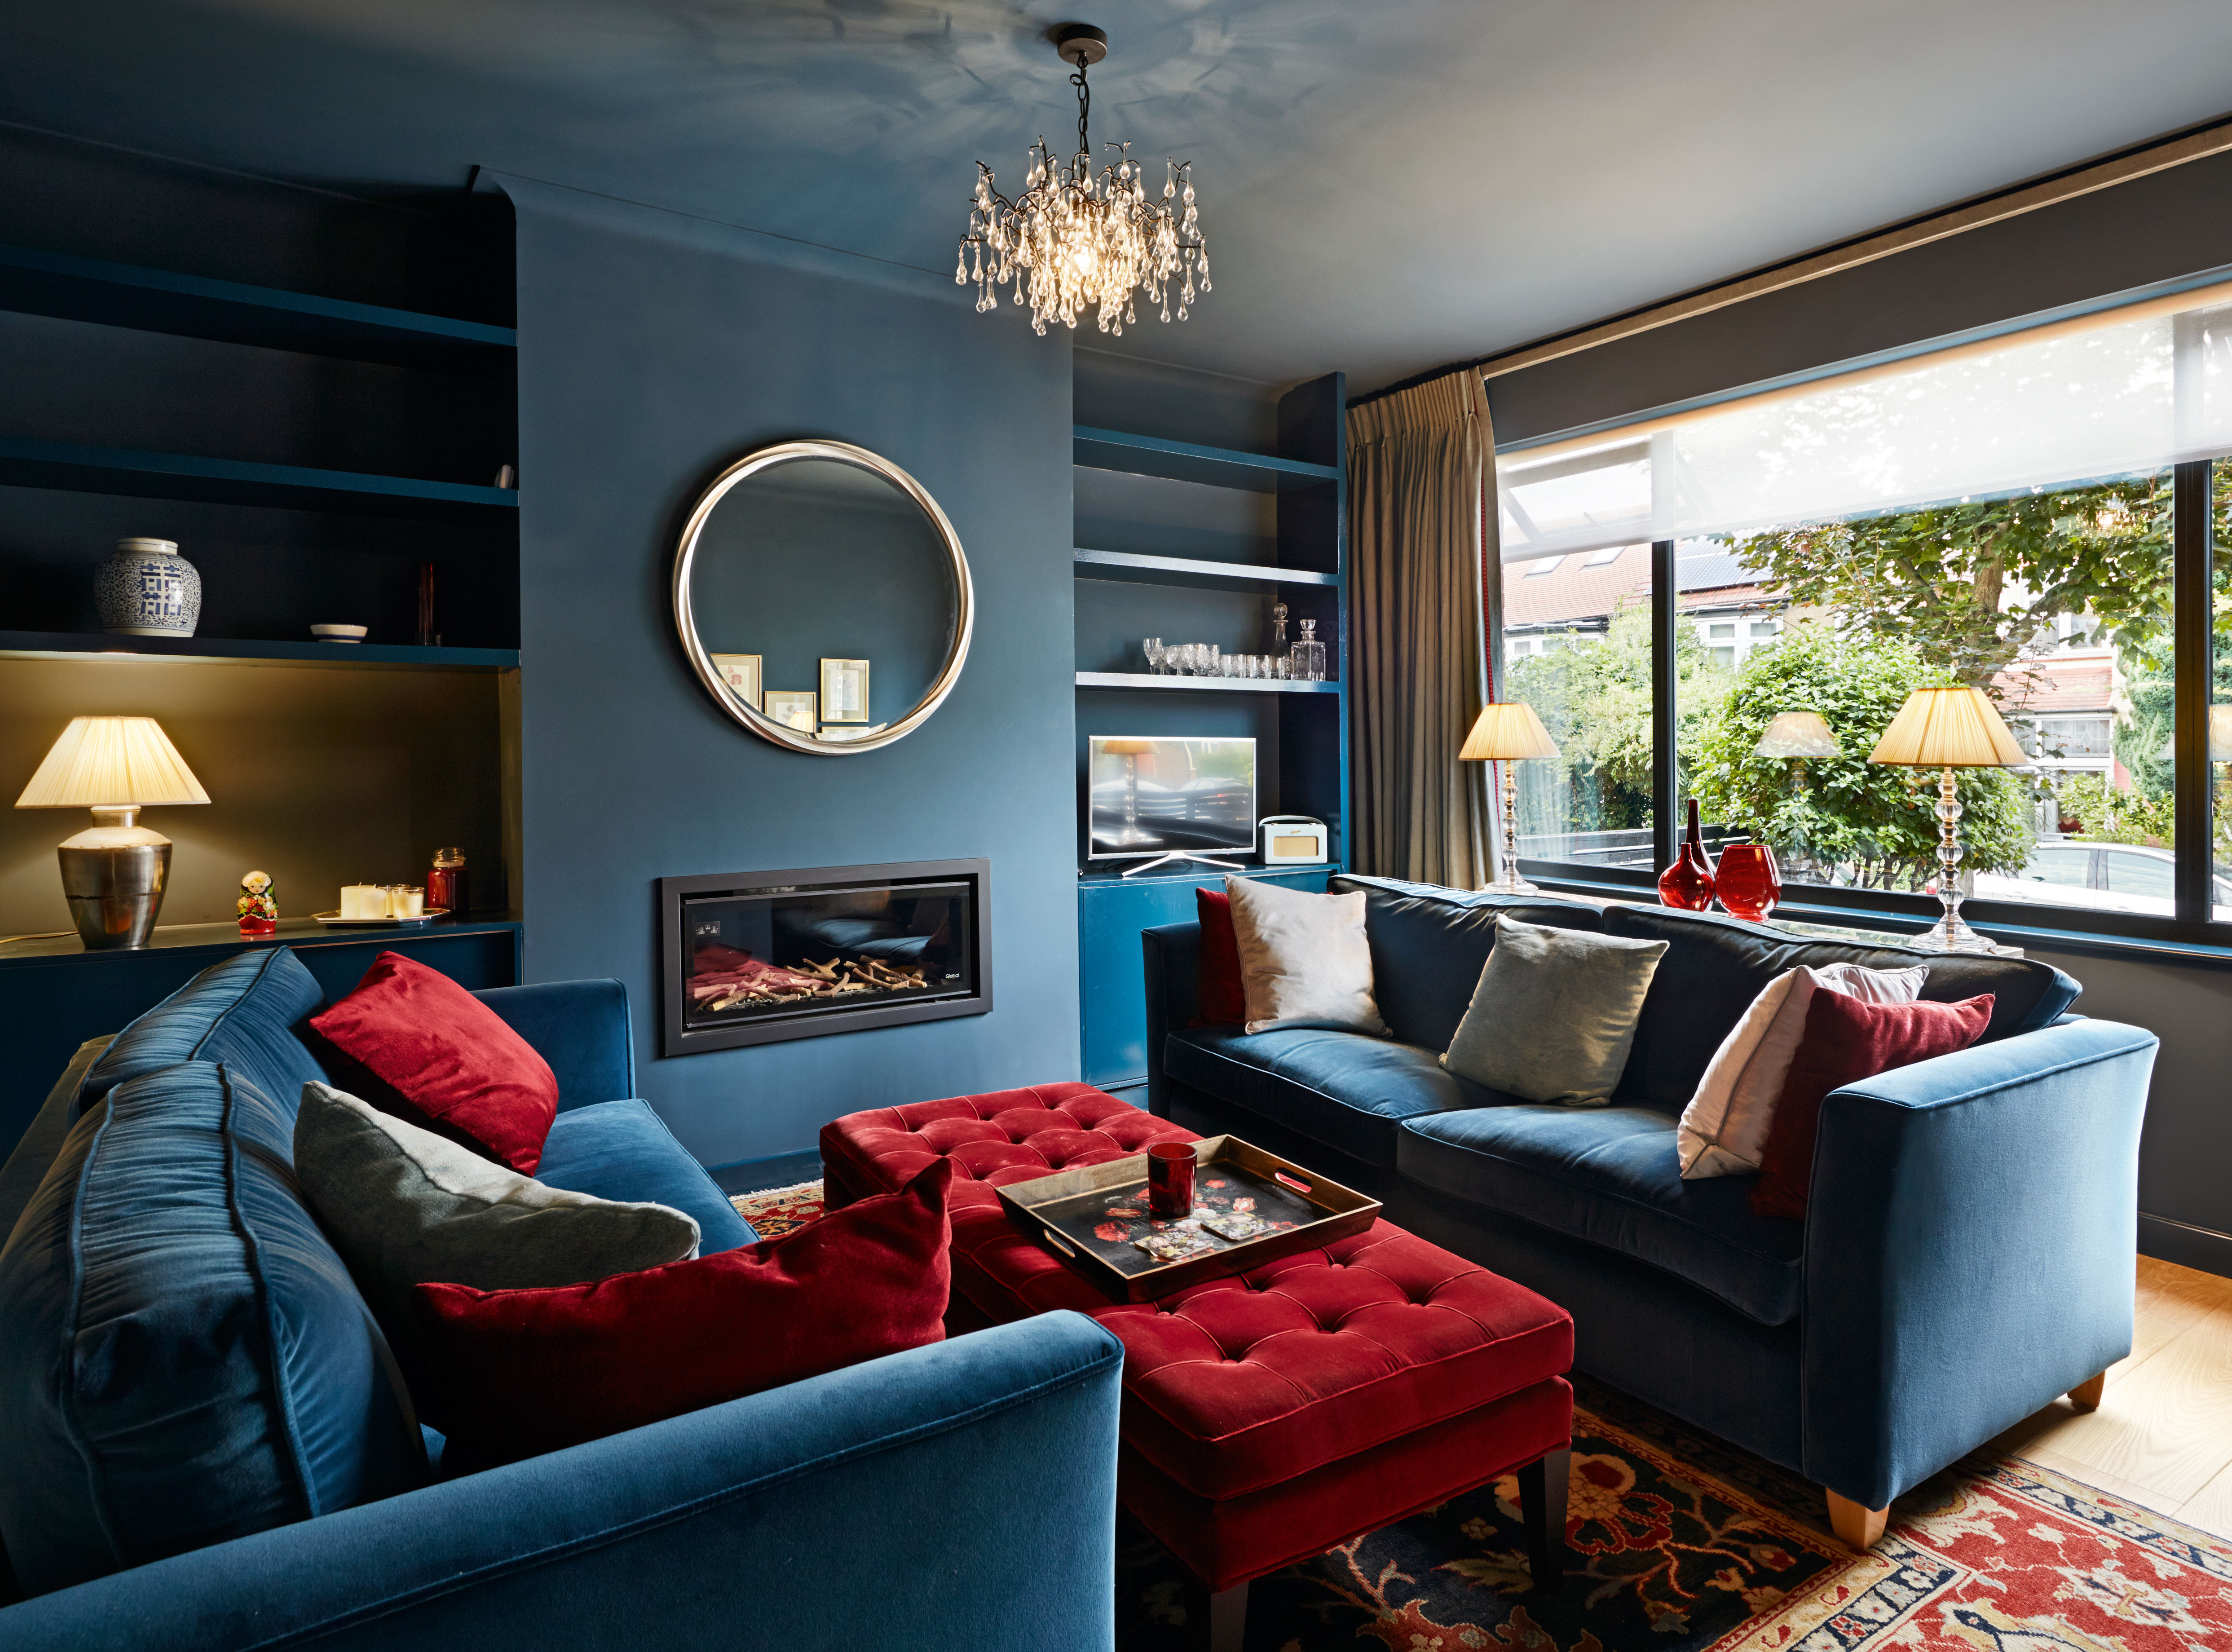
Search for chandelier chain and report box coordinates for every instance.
[957,33,1209,336]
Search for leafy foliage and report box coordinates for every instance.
[1694,624,2034,889]
[2051,771,2175,847]
[1507,602,1730,833]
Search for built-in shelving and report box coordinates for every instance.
[0,241,516,371]
[0,435,517,521]
[1073,548,1339,589]
[0,631,518,671]
[1072,425,1340,493]
[1075,671,1338,693]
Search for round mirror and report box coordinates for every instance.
[674,440,974,755]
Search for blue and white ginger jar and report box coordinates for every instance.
[97,537,201,637]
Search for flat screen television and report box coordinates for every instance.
[1087,735,1257,865]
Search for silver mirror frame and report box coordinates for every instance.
[674,439,975,756]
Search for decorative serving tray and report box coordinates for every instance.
[310,909,450,928]
[995,1135,1381,1301]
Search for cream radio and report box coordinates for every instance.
[1257,815,1330,866]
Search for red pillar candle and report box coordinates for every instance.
[1147,1141,1197,1218]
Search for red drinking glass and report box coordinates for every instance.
[1714,843,1782,922]
[1147,1141,1197,1218]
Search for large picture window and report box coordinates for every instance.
[1493,284,2232,941]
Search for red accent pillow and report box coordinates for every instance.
[415,1159,953,1469]
[1750,990,1994,1219]
[309,950,559,1175]
[1193,886,1246,1026]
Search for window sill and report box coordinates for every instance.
[1524,870,2232,971]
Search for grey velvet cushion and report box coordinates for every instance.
[1442,915,1669,1105]
[292,1082,702,1418]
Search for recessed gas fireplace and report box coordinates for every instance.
[657,859,990,1056]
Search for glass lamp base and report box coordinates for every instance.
[1912,915,2019,955]
[1482,871,1541,897]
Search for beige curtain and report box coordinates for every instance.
[1347,368,1498,888]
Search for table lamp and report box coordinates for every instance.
[1460,701,1560,896]
[14,716,210,950]
[1867,686,2026,954]
[1753,710,1840,759]
[1100,738,1157,848]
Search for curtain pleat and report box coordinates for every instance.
[1347,370,1496,888]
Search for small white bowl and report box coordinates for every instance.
[311,624,368,644]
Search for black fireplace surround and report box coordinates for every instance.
[657,859,991,1056]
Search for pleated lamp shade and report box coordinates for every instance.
[2212,705,2232,763]
[1754,710,1840,758]
[1459,702,1560,762]
[14,717,211,809]
[1101,738,1155,755]
[1866,687,2028,769]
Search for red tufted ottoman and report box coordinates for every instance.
[822,1082,1575,1648]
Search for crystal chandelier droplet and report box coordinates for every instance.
[957,27,1207,338]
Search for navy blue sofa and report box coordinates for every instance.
[1143,875,2158,1543]
[0,947,1123,1649]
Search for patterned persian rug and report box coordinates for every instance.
[728,1181,2232,1651]
[728,1179,825,1239]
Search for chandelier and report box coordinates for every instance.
[957,23,1208,337]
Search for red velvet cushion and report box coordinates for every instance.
[310,950,560,1175]
[1750,990,1994,1219]
[417,1159,953,1467]
[1193,887,1246,1026]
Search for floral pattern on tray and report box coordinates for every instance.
[1034,1169,1318,1277]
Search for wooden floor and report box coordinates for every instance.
[1988,1254,2232,1538]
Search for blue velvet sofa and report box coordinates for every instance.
[1143,875,2158,1543]
[0,946,1123,1649]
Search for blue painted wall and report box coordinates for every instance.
[500,176,1078,1170]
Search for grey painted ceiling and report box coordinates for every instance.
[6,0,2232,393]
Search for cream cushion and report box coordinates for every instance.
[1676,962,1929,1178]
[1224,875,1388,1037]
[1440,915,1669,1106]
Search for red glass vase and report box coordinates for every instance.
[1714,842,1782,922]
[1657,798,1716,911]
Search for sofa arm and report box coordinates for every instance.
[1801,1017,2158,1509]
[471,980,634,1111]
[1142,922,1203,1119]
[0,1312,1124,1651]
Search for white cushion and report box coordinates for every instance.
[1224,875,1388,1037]
[1676,962,1928,1178]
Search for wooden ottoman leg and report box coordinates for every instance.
[1518,1447,1570,1590]
[1208,1578,1249,1652]
[2069,1370,2107,1412]
[1826,1490,1889,1550]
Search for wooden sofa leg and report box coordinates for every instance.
[1826,1490,1889,1550]
[2068,1370,2107,1412]
[1518,1447,1571,1589]
[1208,1578,1249,1652]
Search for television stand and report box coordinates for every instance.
[1120,852,1246,879]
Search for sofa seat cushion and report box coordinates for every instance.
[79,945,325,1111]
[0,1061,423,1597]
[1164,1027,1495,1170]
[1398,1105,1806,1326]
[1597,904,2080,1115]
[535,1100,757,1255]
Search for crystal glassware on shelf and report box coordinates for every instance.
[1204,644,1221,676]
[1271,656,1289,680]
[1270,601,1289,652]
[1291,618,1327,681]
[1142,637,1164,674]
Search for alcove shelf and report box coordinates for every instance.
[1071,373,1350,1095]
[0,240,516,369]
[1074,671,1338,693]
[0,436,517,521]
[0,631,518,671]
[1073,548,1340,589]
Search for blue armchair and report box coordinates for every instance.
[0,947,1124,1648]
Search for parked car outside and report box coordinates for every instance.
[1972,839,2232,922]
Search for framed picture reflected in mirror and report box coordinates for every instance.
[710,653,762,710]
[763,690,817,732]
[820,658,870,723]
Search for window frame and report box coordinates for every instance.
[1508,461,2230,949]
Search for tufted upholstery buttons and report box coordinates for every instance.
[823,1085,1576,1504]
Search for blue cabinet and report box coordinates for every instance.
[1078,866,1334,1091]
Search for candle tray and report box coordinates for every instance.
[311,909,451,928]
[994,1135,1381,1302]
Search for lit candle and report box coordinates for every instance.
[340,885,384,919]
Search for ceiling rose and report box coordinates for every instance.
[957,22,1209,337]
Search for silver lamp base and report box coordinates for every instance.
[56,805,172,950]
